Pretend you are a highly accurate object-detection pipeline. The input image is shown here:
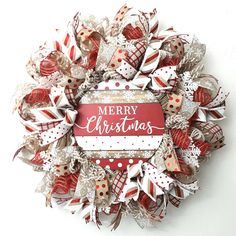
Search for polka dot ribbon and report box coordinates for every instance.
[164,93,183,115]
[23,87,77,146]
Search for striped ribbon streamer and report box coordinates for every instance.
[139,28,181,74]
[140,163,173,201]
[170,181,198,200]
[132,65,177,90]
[132,27,188,90]
[117,163,141,202]
[206,87,229,108]
[22,86,77,146]
[146,8,159,37]
[46,27,81,62]
[197,105,226,122]
[30,24,82,76]
[118,162,174,202]
[64,198,84,212]
[64,197,93,218]
[196,82,228,122]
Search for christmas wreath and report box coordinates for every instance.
[13,4,228,229]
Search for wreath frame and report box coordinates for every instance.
[13,4,228,229]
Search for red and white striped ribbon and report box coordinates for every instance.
[170,181,198,200]
[139,163,173,201]
[64,198,84,212]
[118,162,174,202]
[206,87,229,108]
[31,107,63,123]
[64,197,93,219]
[118,163,142,202]
[46,27,81,62]
[197,105,226,122]
[22,86,77,146]
[132,27,187,90]
[132,65,177,90]
[146,8,159,37]
[139,28,180,74]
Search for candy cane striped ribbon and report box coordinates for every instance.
[47,30,81,62]
[139,163,173,201]
[132,66,177,90]
[139,173,163,201]
[146,8,159,37]
[119,162,174,202]
[31,29,82,75]
[206,87,229,108]
[197,105,226,122]
[64,197,90,214]
[139,28,180,75]
[118,163,142,202]
[46,26,81,62]
[22,86,77,146]
[170,181,198,200]
[130,24,182,90]
[80,202,95,222]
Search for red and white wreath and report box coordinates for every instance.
[13,4,228,229]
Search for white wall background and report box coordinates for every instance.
[0,0,236,235]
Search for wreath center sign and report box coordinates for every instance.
[13,4,228,229]
[73,80,164,169]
